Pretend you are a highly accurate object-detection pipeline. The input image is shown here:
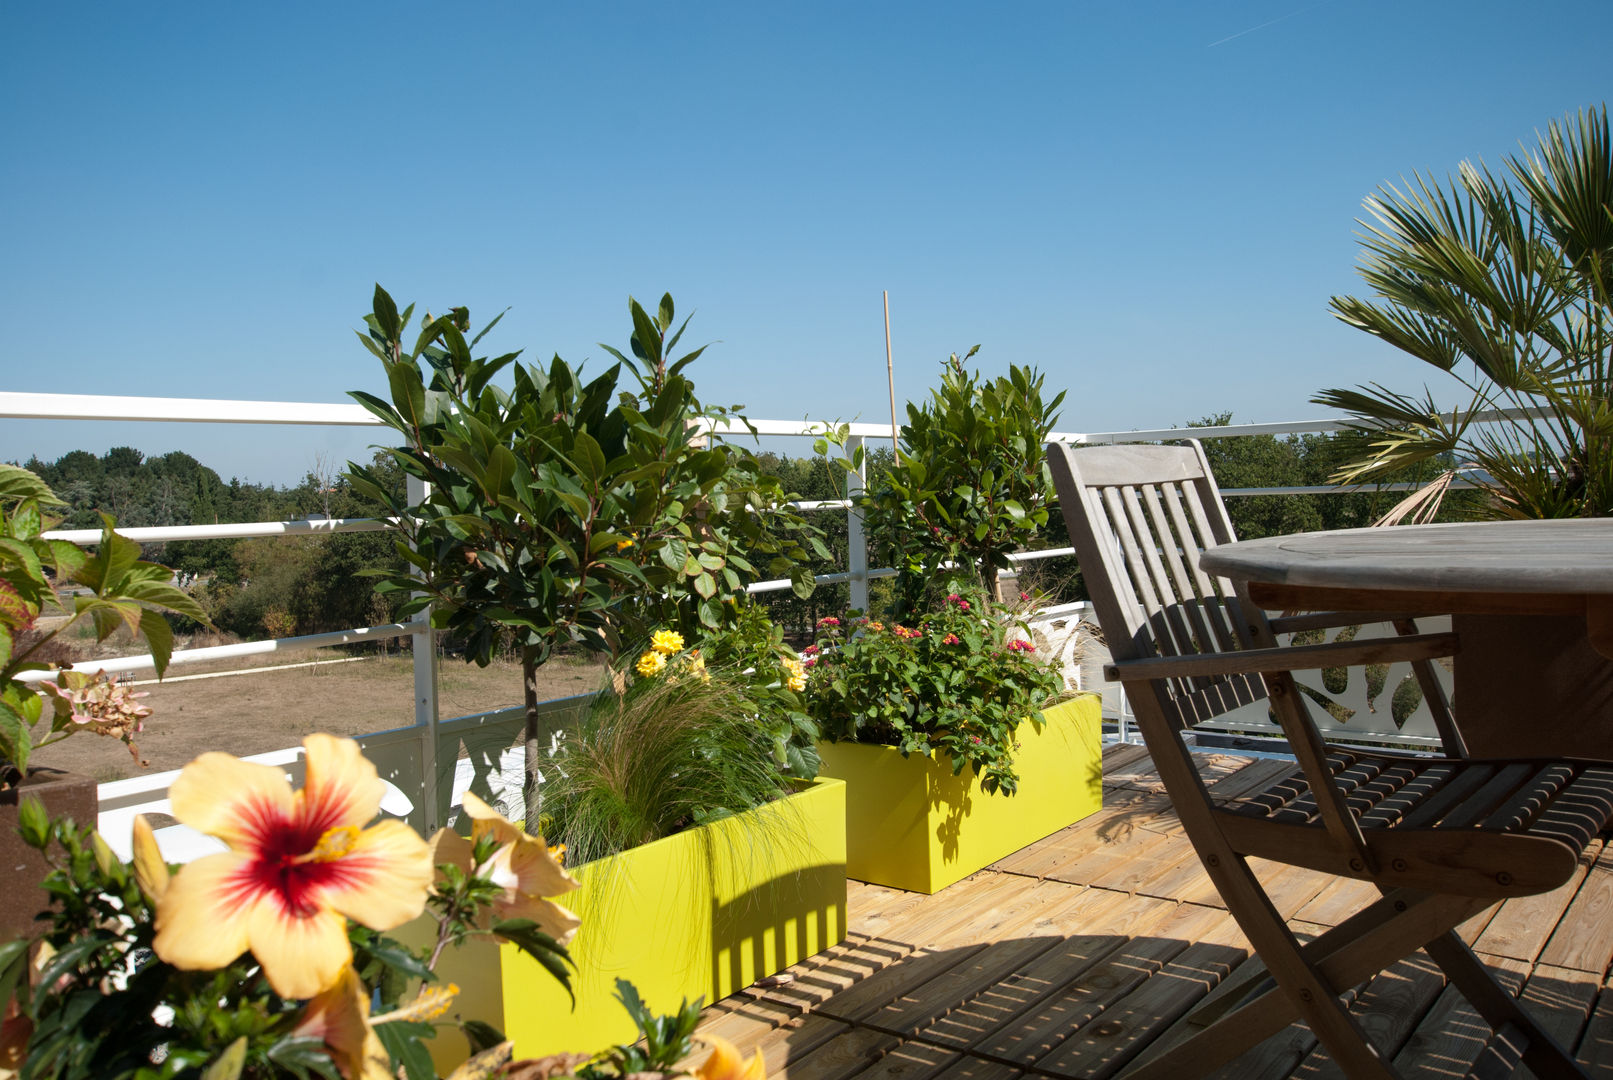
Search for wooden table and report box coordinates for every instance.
[1198,519,1613,759]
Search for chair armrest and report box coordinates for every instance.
[1103,632,1458,683]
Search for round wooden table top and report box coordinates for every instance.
[1198,518,1613,598]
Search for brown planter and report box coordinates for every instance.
[0,768,97,945]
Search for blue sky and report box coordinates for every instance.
[4,2,1609,486]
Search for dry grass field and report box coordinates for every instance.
[27,643,609,782]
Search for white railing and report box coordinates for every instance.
[2,389,1472,832]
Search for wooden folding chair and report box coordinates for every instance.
[1047,439,1613,1080]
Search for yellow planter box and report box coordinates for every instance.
[430,775,847,1062]
[815,695,1102,894]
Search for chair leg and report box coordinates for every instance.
[1190,853,1409,1080]
[1424,932,1588,1080]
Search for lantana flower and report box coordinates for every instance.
[650,629,685,655]
[635,650,667,677]
[942,633,961,645]
[292,966,391,1080]
[429,792,581,944]
[1008,638,1035,653]
[152,734,432,999]
[781,657,807,693]
[817,616,841,628]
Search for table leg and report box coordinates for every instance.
[1453,613,1613,759]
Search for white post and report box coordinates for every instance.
[406,475,441,832]
[845,434,869,613]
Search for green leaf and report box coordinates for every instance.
[374,1021,436,1080]
[267,1035,343,1080]
[373,284,402,342]
[201,1037,249,1080]
[461,1020,507,1055]
[17,795,48,849]
[137,608,175,678]
[492,919,574,1004]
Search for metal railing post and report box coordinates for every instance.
[845,435,869,613]
[406,475,441,832]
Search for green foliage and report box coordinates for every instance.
[804,588,1063,794]
[349,285,821,669]
[580,980,704,1078]
[1318,104,1613,519]
[0,464,206,778]
[693,598,820,779]
[542,652,791,865]
[818,352,1063,610]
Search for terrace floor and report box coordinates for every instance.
[691,742,1613,1080]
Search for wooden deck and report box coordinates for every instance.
[691,743,1613,1079]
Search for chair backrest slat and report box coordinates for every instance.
[1051,440,1268,733]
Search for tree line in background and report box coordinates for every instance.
[12,425,1472,651]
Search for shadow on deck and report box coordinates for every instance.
[691,743,1613,1079]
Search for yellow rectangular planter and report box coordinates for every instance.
[431,775,847,1062]
[815,695,1102,894]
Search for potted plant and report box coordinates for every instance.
[811,354,1098,893]
[349,288,825,833]
[0,464,206,944]
[431,632,846,1059]
[804,590,1100,893]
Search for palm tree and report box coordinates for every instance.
[1316,104,1613,519]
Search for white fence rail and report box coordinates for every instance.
[3,389,1473,835]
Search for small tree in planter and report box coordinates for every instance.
[818,351,1064,611]
[349,288,823,831]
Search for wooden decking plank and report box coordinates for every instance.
[849,883,935,940]
[1540,840,1613,973]
[1290,874,1382,928]
[927,878,1092,949]
[1287,950,1446,1080]
[1099,742,1157,787]
[995,793,1175,879]
[1392,956,1528,1080]
[1033,937,1249,1078]
[970,907,1206,1067]
[1518,962,1601,1078]
[815,1036,961,1080]
[1055,821,1195,894]
[923,1054,1022,1080]
[912,891,1173,1051]
[861,934,1063,1038]
[814,946,988,1025]
[1130,919,1326,1078]
[877,874,1029,949]
[1576,974,1613,1077]
[1475,839,1597,963]
[692,1011,851,1078]
[767,1018,896,1080]
[745,935,918,1014]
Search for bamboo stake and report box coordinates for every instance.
[884,290,900,462]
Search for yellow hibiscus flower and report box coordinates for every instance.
[151,734,432,999]
[292,966,391,1080]
[428,792,581,944]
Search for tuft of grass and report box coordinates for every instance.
[543,664,787,867]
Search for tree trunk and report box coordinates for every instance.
[522,644,544,835]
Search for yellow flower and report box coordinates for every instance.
[636,650,667,677]
[292,966,391,1080]
[152,734,432,999]
[428,792,581,944]
[651,629,685,655]
[696,1034,767,1080]
[782,657,806,693]
[688,649,710,682]
[130,815,169,901]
